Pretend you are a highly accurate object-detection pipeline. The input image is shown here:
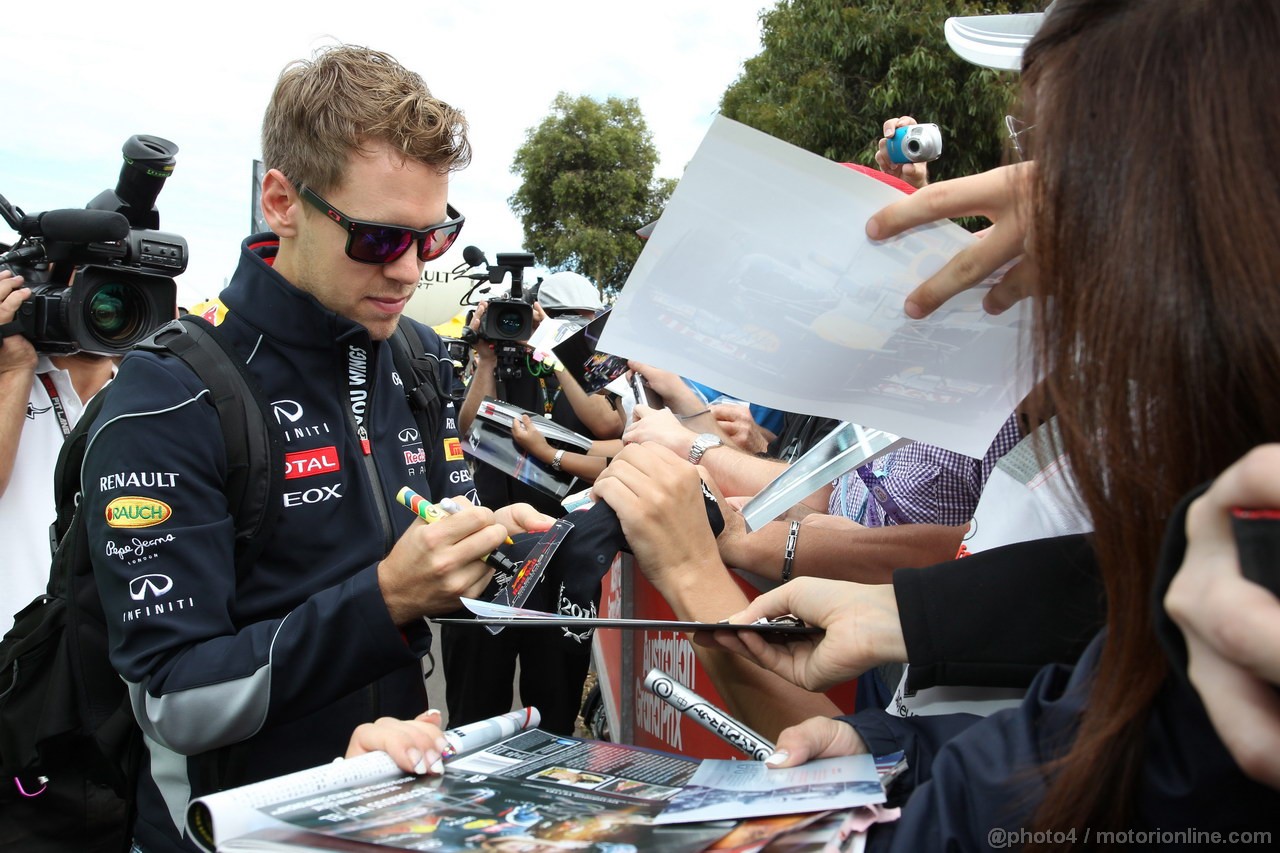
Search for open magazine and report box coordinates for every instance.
[550,308,631,395]
[187,728,734,852]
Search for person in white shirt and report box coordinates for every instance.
[0,268,114,634]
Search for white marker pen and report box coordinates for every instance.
[643,668,775,760]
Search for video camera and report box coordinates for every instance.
[0,135,185,355]
[457,247,542,382]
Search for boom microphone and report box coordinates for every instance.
[461,245,487,268]
[22,209,130,243]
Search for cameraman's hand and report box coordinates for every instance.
[0,270,37,373]
[377,499,506,623]
[874,116,929,190]
[469,302,497,366]
[867,162,1037,319]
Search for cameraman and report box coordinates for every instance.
[0,269,115,634]
[457,272,622,446]
[449,270,619,734]
[0,268,118,851]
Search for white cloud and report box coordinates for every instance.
[2,1,766,307]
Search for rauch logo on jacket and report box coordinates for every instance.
[105,497,173,528]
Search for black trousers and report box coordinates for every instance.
[440,622,591,736]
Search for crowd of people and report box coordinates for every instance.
[3,0,1278,850]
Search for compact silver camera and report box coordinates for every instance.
[886,123,943,164]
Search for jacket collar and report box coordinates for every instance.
[219,233,372,351]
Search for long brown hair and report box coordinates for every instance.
[1018,0,1280,845]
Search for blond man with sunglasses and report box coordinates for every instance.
[79,45,552,853]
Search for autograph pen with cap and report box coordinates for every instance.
[396,486,518,573]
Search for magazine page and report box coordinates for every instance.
[195,729,734,853]
[186,751,404,852]
[464,420,579,499]
[654,755,884,825]
[598,115,1032,459]
[550,309,631,395]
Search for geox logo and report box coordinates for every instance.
[105,497,172,528]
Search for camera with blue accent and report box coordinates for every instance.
[886,123,943,164]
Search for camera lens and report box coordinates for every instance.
[85,281,147,345]
[906,139,921,155]
[494,308,525,337]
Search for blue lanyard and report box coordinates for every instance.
[854,456,911,526]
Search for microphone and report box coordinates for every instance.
[461,245,487,268]
[19,209,130,243]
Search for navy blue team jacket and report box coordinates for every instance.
[82,236,473,852]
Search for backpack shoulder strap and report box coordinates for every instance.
[49,391,110,595]
[391,316,447,444]
[137,316,284,569]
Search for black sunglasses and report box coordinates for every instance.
[300,186,464,265]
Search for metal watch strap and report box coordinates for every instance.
[688,432,722,465]
[551,448,566,471]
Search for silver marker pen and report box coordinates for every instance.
[442,706,542,759]
[643,668,775,760]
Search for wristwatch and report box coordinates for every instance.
[550,448,566,472]
[687,432,724,465]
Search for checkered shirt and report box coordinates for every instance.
[828,414,1022,527]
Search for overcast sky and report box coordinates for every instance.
[2,1,768,307]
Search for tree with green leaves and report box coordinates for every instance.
[510,93,675,297]
[721,0,1041,185]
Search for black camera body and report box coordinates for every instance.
[476,252,537,343]
[456,250,540,383]
[0,135,185,355]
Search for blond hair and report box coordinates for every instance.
[261,43,470,193]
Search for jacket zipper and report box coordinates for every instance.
[345,344,395,555]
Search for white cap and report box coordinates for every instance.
[944,11,1045,71]
[536,270,603,312]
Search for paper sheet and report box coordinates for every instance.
[599,116,1032,458]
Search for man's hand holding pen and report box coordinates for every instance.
[377,487,556,626]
